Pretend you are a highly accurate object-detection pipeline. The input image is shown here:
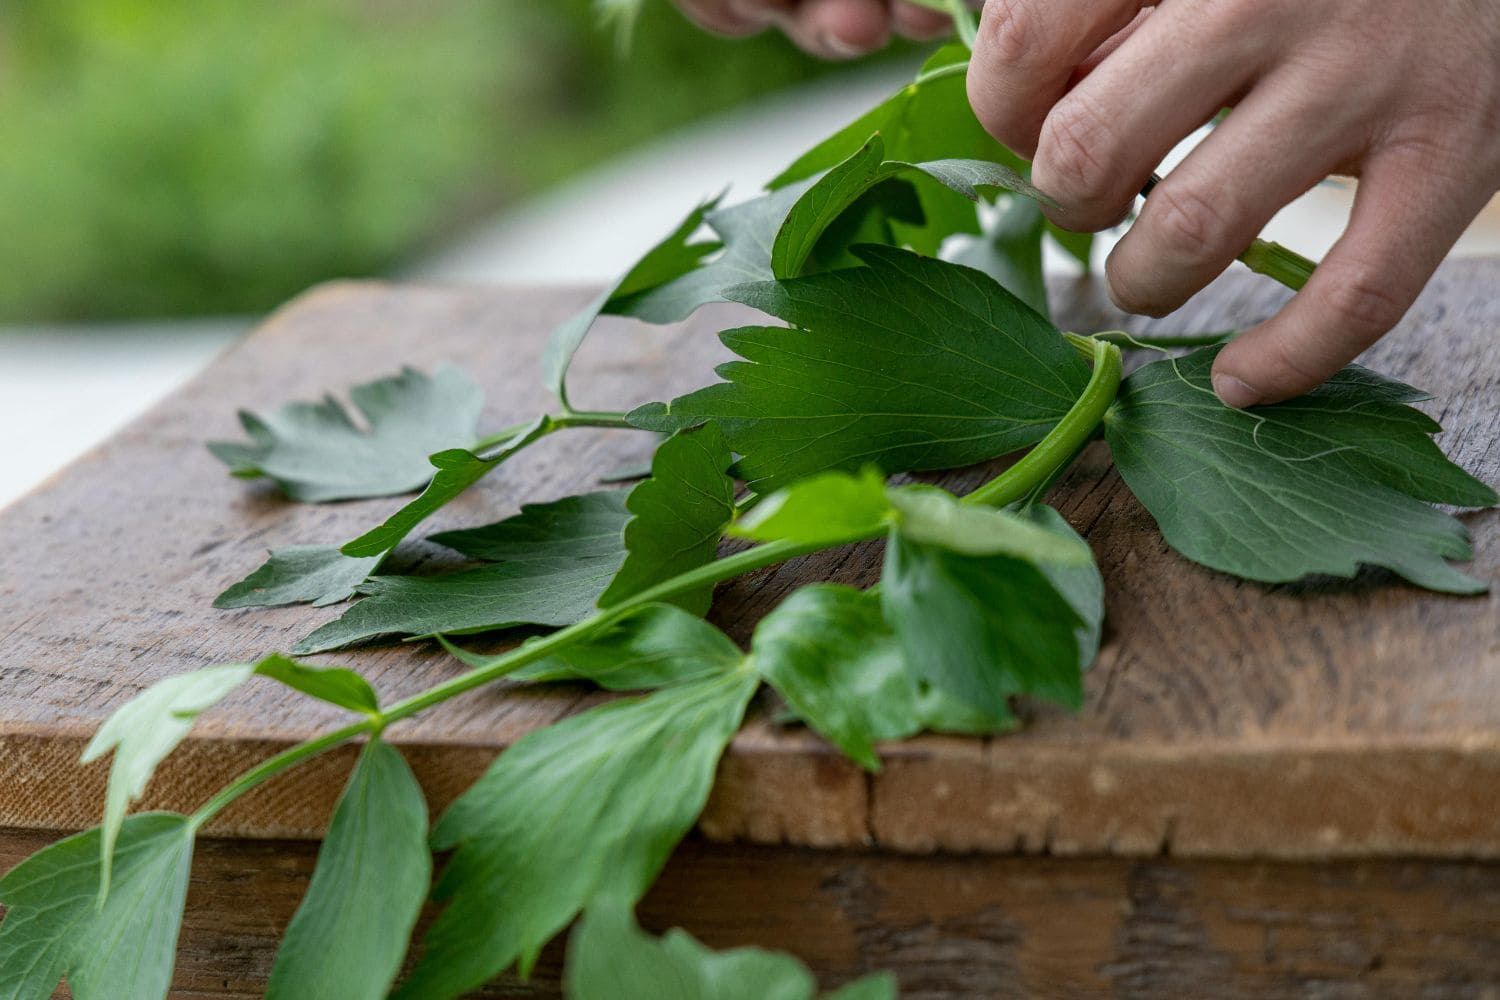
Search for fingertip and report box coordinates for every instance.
[1209,371,1263,409]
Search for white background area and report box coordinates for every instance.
[6,59,1500,509]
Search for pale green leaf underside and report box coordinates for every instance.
[1105,347,1496,593]
[341,416,550,559]
[208,366,484,503]
[882,502,1096,723]
[951,193,1051,319]
[214,545,382,609]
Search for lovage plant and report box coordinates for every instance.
[1,25,1493,1000]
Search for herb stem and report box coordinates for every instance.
[187,344,1121,825]
[187,537,817,823]
[1238,239,1315,291]
[966,337,1122,508]
[189,720,372,828]
[553,409,636,430]
[945,0,978,48]
[470,409,637,453]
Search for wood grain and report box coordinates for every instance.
[0,265,1496,857]
[5,828,1498,999]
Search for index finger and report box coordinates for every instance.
[966,0,1150,157]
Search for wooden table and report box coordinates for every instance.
[1,264,1498,997]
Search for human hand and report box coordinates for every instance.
[670,0,953,59]
[965,0,1500,407]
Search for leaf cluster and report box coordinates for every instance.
[5,34,1496,1000]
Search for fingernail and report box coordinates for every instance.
[1212,373,1261,409]
[819,30,866,58]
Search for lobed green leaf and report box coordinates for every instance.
[214,545,383,609]
[0,814,194,1000]
[598,424,737,614]
[341,416,550,559]
[208,366,485,503]
[1104,347,1497,593]
[630,246,1089,494]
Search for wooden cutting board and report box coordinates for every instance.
[1,264,1497,997]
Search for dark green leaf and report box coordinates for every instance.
[952,193,1050,319]
[214,545,383,609]
[429,490,630,564]
[293,557,619,654]
[543,196,722,406]
[1104,347,1497,593]
[731,467,892,548]
[565,903,898,1000]
[799,178,924,274]
[306,428,737,652]
[631,246,1089,494]
[598,425,737,614]
[509,603,743,689]
[208,366,484,502]
[341,416,549,559]
[881,490,1097,724]
[0,814,193,1000]
[771,44,1023,254]
[771,135,1042,280]
[397,670,759,998]
[266,741,429,1000]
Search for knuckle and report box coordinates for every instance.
[1315,268,1407,335]
[1265,333,1329,389]
[1145,183,1232,261]
[1035,93,1116,203]
[978,0,1041,69]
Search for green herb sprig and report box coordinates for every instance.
[1,34,1493,1000]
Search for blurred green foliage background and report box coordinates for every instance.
[0,0,838,322]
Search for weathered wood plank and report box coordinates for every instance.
[5,828,1498,999]
[0,265,1496,857]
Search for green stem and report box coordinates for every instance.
[190,720,371,828]
[912,59,968,88]
[188,341,1123,824]
[966,337,1122,507]
[945,0,978,48]
[1238,239,1316,291]
[187,536,816,825]
[470,410,636,453]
